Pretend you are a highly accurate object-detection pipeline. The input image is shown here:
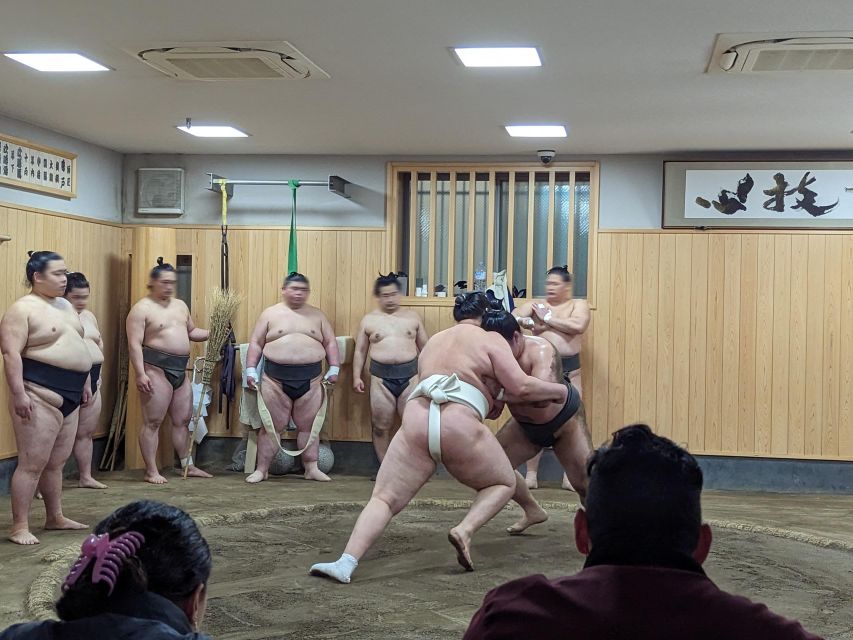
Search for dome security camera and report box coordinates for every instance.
[537,149,556,165]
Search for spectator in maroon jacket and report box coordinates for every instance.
[463,424,823,640]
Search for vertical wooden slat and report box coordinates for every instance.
[770,235,791,454]
[427,171,437,296]
[607,234,627,434]
[804,235,825,455]
[587,165,600,309]
[467,172,476,288]
[688,234,708,453]
[566,171,576,275]
[623,235,643,423]
[546,171,556,269]
[655,234,676,440]
[720,235,741,453]
[738,235,758,454]
[526,172,535,296]
[822,236,842,457]
[486,170,496,275]
[591,233,612,445]
[408,172,417,295]
[671,234,692,449]
[639,234,659,425]
[839,235,853,458]
[754,235,775,455]
[505,172,516,289]
[447,171,457,292]
[788,235,808,456]
[704,235,725,452]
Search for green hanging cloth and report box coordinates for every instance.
[287,180,300,273]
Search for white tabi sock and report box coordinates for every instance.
[309,553,358,584]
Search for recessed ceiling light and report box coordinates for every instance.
[177,125,249,138]
[4,53,110,72]
[453,47,541,67]
[505,125,567,138]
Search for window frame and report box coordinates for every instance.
[385,161,600,308]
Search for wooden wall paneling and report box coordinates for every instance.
[804,236,825,456]
[589,233,611,445]
[704,235,725,452]
[822,236,842,457]
[687,235,708,453]
[737,235,758,454]
[655,234,676,440]
[639,234,659,425]
[787,235,808,456]
[770,235,792,455]
[607,234,627,434]
[840,236,853,458]
[753,235,774,454]
[622,235,643,423]
[720,235,741,453]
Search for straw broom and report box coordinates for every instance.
[183,287,242,478]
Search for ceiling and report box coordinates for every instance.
[1,0,852,155]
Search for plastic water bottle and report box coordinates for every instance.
[474,261,487,292]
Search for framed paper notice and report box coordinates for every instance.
[663,161,853,229]
[0,132,77,199]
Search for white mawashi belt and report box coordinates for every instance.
[408,374,488,464]
[255,379,332,456]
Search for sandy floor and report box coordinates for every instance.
[1,471,852,639]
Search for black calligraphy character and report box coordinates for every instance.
[788,172,838,217]
[762,173,792,212]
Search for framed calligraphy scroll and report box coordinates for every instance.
[663,161,853,229]
[0,133,77,199]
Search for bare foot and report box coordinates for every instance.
[448,528,474,571]
[9,527,39,545]
[44,516,88,531]
[144,472,168,485]
[304,469,331,482]
[246,470,268,484]
[525,473,538,490]
[78,478,108,490]
[184,466,213,479]
[561,474,576,492]
[507,506,549,535]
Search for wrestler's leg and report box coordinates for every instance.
[561,371,584,490]
[369,376,398,463]
[9,393,61,544]
[169,376,212,478]
[311,408,433,583]
[42,408,87,532]
[247,373,291,483]
[73,389,106,488]
[552,402,592,504]
[292,380,328,481]
[139,365,173,484]
[523,450,544,489]
[496,419,549,534]
[444,421,517,570]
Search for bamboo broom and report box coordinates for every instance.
[183,287,242,478]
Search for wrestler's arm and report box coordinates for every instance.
[246,312,268,370]
[185,302,209,342]
[320,314,341,367]
[415,315,428,351]
[544,299,590,335]
[352,318,369,392]
[0,305,32,419]
[488,336,567,404]
[501,343,558,405]
[126,304,147,379]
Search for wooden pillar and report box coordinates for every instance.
[125,227,177,470]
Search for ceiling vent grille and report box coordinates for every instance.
[134,41,329,81]
[709,34,853,73]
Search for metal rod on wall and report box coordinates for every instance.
[206,173,352,199]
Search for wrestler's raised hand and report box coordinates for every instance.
[13,391,32,420]
[532,303,550,322]
[136,373,153,395]
[353,378,365,394]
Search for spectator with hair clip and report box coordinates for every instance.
[0,500,213,639]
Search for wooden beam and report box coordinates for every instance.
[547,171,556,270]
[408,172,417,295]
[448,171,457,293]
[467,172,476,288]
[567,171,576,272]
[486,171,496,277]
[427,171,437,295]
[526,171,535,297]
[506,172,516,292]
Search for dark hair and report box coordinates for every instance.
[64,271,90,296]
[547,265,572,283]
[481,308,520,342]
[149,257,176,280]
[584,424,704,563]
[284,271,309,287]
[373,272,402,296]
[25,250,63,285]
[55,500,212,621]
[453,291,490,322]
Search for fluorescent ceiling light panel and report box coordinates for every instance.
[177,125,248,138]
[454,47,541,67]
[4,53,109,72]
[505,125,567,137]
